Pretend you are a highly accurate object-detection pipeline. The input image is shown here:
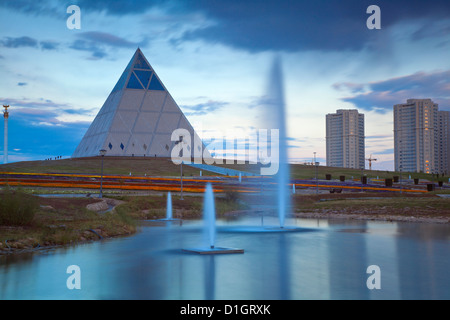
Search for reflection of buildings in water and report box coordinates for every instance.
[364,221,400,300]
[327,220,370,300]
[231,232,292,300]
[396,223,450,300]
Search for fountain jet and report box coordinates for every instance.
[203,183,216,249]
[150,191,181,223]
[166,191,173,220]
[261,56,290,228]
[182,183,244,254]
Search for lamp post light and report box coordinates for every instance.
[99,149,106,198]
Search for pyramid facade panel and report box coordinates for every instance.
[148,133,172,157]
[125,133,151,156]
[72,48,206,159]
[118,90,145,111]
[109,111,138,133]
[98,91,122,115]
[141,91,167,112]
[74,132,108,157]
[89,133,106,155]
[105,133,132,155]
[134,112,159,133]
[162,95,181,112]
[156,113,182,134]
[73,90,123,157]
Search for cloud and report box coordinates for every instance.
[0,0,61,16]
[366,134,392,140]
[0,36,38,48]
[333,82,366,94]
[175,0,450,53]
[4,116,90,161]
[181,100,228,116]
[78,32,140,48]
[0,97,92,127]
[69,39,107,59]
[4,0,449,54]
[0,36,61,51]
[377,148,394,155]
[67,0,165,15]
[0,96,91,160]
[69,32,143,59]
[335,70,450,112]
[40,40,59,50]
[411,20,450,41]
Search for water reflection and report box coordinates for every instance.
[327,220,369,300]
[396,223,450,300]
[0,218,449,300]
[204,256,215,300]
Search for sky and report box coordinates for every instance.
[0,0,449,170]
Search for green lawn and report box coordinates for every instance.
[0,157,206,177]
[0,157,447,183]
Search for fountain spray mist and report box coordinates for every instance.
[262,56,290,228]
[203,183,216,249]
[166,191,172,220]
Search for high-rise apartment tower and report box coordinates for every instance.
[326,109,365,169]
[394,99,449,174]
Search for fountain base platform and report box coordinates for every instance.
[219,226,315,233]
[182,247,244,255]
[143,219,182,227]
[263,226,303,232]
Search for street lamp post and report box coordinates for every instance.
[399,165,403,194]
[180,160,184,200]
[361,166,364,192]
[314,152,318,194]
[3,105,9,164]
[99,149,106,198]
[176,136,184,200]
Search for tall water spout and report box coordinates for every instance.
[166,191,173,220]
[182,182,243,254]
[203,183,216,249]
[263,56,290,228]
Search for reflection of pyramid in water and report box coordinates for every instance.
[72,48,202,158]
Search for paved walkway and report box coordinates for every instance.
[186,163,258,177]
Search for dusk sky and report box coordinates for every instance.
[1,0,450,170]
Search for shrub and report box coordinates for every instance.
[224,189,240,203]
[0,187,38,226]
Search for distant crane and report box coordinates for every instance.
[366,154,377,170]
[3,105,9,164]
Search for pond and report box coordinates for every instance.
[0,216,449,300]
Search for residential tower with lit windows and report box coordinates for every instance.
[394,99,449,174]
[326,109,365,169]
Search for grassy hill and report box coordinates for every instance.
[0,156,447,182]
[0,157,202,177]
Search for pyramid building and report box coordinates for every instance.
[72,48,203,158]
